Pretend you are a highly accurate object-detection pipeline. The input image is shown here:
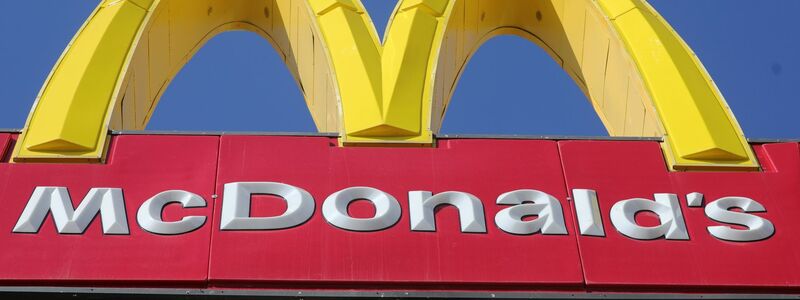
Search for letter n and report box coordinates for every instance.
[409,191,486,233]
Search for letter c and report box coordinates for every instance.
[137,190,207,235]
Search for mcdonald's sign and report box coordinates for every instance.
[1,0,800,298]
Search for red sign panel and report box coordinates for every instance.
[0,133,10,161]
[1,134,800,294]
[559,141,800,290]
[0,135,219,285]
[209,136,583,288]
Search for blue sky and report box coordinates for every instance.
[1,1,797,138]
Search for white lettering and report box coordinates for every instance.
[409,191,486,233]
[322,187,401,231]
[610,194,688,240]
[705,197,774,242]
[137,190,206,235]
[13,187,128,235]
[495,190,566,235]
[572,189,605,237]
[220,182,314,230]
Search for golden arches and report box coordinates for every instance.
[14,0,758,170]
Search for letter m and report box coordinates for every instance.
[13,187,129,234]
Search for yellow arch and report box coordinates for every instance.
[14,0,340,163]
[426,0,756,170]
[14,0,757,170]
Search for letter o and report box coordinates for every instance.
[322,187,401,231]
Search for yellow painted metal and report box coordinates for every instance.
[15,0,343,162]
[308,0,448,143]
[15,1,147,162]
[15,0,758,170]
[427,0,757,170]
[603,1,757,170]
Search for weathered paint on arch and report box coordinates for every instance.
[13,0,757,170]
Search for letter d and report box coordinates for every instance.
[610,194,688,240]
